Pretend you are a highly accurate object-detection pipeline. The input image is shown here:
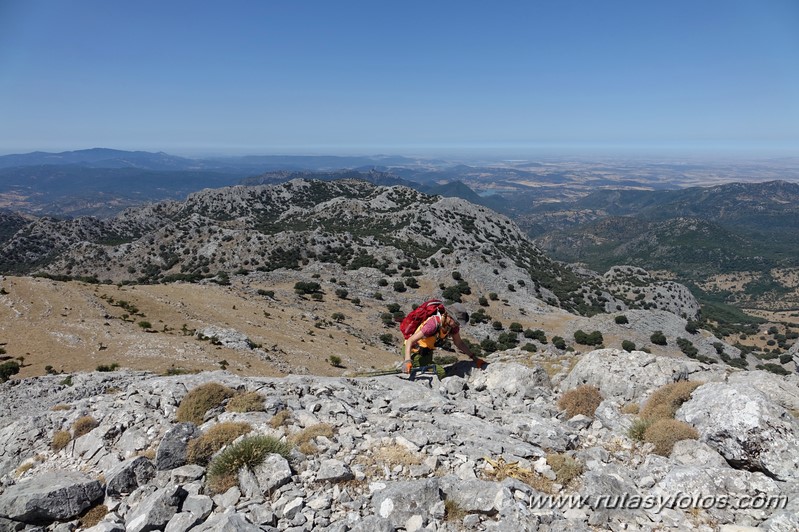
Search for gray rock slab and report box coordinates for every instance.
[253,454,293,494]
[191,512,261,531]
[561,348,726,402]
[155,423,200,471]
[439,477,513,514]
[164,511,201,532]
[316,459,353,483]
[371,478,442,528]
[677,382,799,482]
[125,484,186,532]
[105,456,155,497]
[0,471,103,525]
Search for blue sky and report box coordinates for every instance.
[1,0,798,157]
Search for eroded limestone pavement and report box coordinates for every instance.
[0,349,798,532]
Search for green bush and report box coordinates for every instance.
[379,333,394,345]
[492,321,503,331]
[615,315,629,325]
[574,330,603,346]
[207,435,293,492]
[393,281,407,293]
[96,363,120,372]
[650,331,667,346]
[509,322,523,333]
[551,336,566,350]
[329,355,343,367]
[0,360,20,382]
[294,281,321,295]
[176,383,237,424]
[621,340,636,352]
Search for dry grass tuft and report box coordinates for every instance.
[483,456,554,494]
[621,403,640,415]
[175,382,236,424]
[628,418,654,441]
[445,498,467,522]
[187,421,252,465]
[640,381,702,421]
[354,443,422,478]
[557,385,603,419]
[137,448,156,460]
[15,462,34,477]
[51,404,72,411]
[72,416,99,437]
[51,430,72,451]
[269,409,292,429]
[78,504,108,529]
[644,419,699,456]
[546,453,583,485]
[226,391,265,413]
[289,423,335,455]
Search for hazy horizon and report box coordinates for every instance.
[2,1,798,160]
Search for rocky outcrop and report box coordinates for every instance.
[0,350,796,530]
[676,382,799,482]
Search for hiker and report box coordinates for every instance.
[402,302,487,374]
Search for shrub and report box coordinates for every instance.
[524,329,547,342]
[187,421,252,465]
[615,315,629,325]
[488,292,498,300]
[650,331,667,345]
[492,321,503,331]
[207,435,293,493]
[574,330,603,346]
[138,321,152,330]
[0,360,20,382]
[621,340,636,352]
[335,288,348,299]
[546,453,583,484]
[628,418,653,441]
[78,505,108,529]
[509,322,523,333]
[289,423,335,454]
[557,385,603,419]
[522,343,537,352]
[257,289,275,298]
[226,392,264,413]
[393,281,406,293]
[685,321,699,334]
[176,383,236,424]
[294,281,321,295]
[96,363,120,372]
[551,336,566,350]
[269,409,291,429]
[644,419,699,456]
[331,312,345,322]
[640,381,702,421]
[72,416,99,438]
[51,430,72,451]
[480,338,498,353]
[328,355,342,367]
[478,296,489,306]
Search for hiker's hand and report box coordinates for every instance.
[402,360,412,374]
[473,357,487,369]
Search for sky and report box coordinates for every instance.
[0,0,798,158]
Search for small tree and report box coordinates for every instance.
[650,331,668,346]
[492,321,504,331]
[328,355,343,367]
[335,288,348,299]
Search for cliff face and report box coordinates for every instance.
[1,349,797,531]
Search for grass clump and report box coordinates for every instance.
[187,422,252,465]
[643,419,699,456]
[226,391,265,413]
[72,416,99,437]
[51,430,72,451]
[621,403,640,415]
[206,435,293,493]
[445,499,467,522]
[546,453,583,485]
[51,404,72,412]
[289,423,335,455]
[627,418,654,441]
[175,383,236,424]
[557,385,603,419]
[640,381,702,421]
[269,409,292,429]
[483,456,554,494]
[78,505,108,529]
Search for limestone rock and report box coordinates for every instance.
[0,471,103,525]
[677,382,799,482]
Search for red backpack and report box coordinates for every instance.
[400,299,446,339]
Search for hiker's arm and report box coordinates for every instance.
[451,332,475,358]
[404,329,425,362]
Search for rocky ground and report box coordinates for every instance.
[1,348,797,531]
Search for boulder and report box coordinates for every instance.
[561,348,726,402]
[370,478,442,529]
[125,485,186,532]
[470,362,552,400]
[677,382,799,481]
[0,471,103,525]
[155,423,200,471]
[105,456,155,497]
